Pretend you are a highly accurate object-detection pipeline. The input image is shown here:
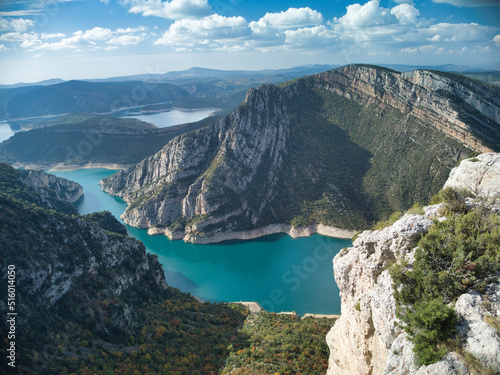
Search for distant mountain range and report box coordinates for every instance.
[1,64,498,120]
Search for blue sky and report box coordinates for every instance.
[0,0,499,84]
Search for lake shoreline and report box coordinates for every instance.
[148,222,357,244]
[12,162,129,172]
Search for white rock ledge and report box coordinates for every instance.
[147,223,357,244]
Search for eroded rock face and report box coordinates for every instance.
[326,213,434,375]
[0,196,169,333]
[444,153,500,199]
[20,169,84,203]
[326,153,500,375]
[102,84,292,237]
[314,66,499,153]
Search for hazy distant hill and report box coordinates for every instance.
[3,80,189,120]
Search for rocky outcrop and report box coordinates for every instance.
[326,153,500,375]
[102,84,293,239]
[101,65,499,243]
[19,168,83,203]
[0,163,83,214]
[444,152,500,199]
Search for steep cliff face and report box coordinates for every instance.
[313,65,500,152]
[0,163,83,214]
[101,65,499,243]
[326,153,500,375]
[102,85,292,236]
[19,168,83,203]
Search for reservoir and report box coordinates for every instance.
[0,122,15,143]
[117,108,218,128]
[52,168,350,316]
[0,107,218,143]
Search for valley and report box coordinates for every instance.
[1,63,499,375]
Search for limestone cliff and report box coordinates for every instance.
[101,65,499,243]
[326,153,500,375]
[0,163,83,214]
[313,66,500,152]
[19,168,83,203]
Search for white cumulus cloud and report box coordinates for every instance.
[155,14,250,47]
[17,26,148,51]
[336,0,397,29]
[121,0,211,20]
[0,32,38,42]
[250,7,323,31]
[0,17,34,32]
[41,33,66,40]
[108,34,145,45]
[390,4,420,25]
[81,27,114,40]
[284,25,337,49]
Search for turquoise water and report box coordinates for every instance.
[52,168,350,315]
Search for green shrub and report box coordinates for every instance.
[405,298,457,365]
[429,187,473,214]
[407,202,424,215]
[390,209,500,365]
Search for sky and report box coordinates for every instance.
[0,0,499,84]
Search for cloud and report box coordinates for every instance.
[432,0,500,7]
[107,34,146,45]
[0,10,40,17]
[424,22,496,42]
[17,26,148,51]
[0,44,9,51]
[20,33,94,50]
[336,0,397,29]
[121,0,211,20]
[284,25,337,49]
[250,7,323,31]
[41,33,66,40]
[80,27,114,40]
[390,4,420,25]
[0,18,34,32]
[155,14,250,47]
[494,34,500,44]
[0,32,38,42]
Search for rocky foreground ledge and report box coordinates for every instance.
[326,153,500,375]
